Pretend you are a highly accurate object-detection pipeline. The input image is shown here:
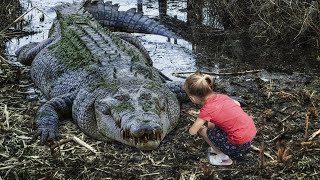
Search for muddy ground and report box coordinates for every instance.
[1,45,320,180]
[1,2,320,180]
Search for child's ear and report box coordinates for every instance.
[189,95,197,103]
[209,82,214,89]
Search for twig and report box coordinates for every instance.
[173,69,262,76]
[50,136,97,154]
[0,7,36,35]
[73,136,97,153]
[257,13,280,34]
[294,6,312,39]
[0,55,22,66]
[3,105,10,128]
[267,127,285,143]
[304,112,309,141]
[50,138,73,149]
[1,30,37,38]
[181,109,198,118]
[0,55,10,64]
[280,110,297,122]
[300,141,314,146]
[308,129,320,141]
[140,172,160,177]
[0,6,48,35]
[251,145,274,160]
[0,126,29,135]
[0,165,15,171]
[258,142,265,168]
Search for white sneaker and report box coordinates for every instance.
[208,153,233,166]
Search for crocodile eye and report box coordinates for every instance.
[102,106,111,115]
[97,98,116,115]
[96,103,111,115]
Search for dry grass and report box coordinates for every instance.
[0,0,21,30]
[205,0,320,47]
[1,53,320,179]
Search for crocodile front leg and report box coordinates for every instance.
[33,93,75,144]
[165,81,189,103]
[230,96,248,107]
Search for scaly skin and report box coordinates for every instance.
[17,2,181,150]
[83,0,179,38]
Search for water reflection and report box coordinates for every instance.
[160,0,320,74]
[5,0,81,55]
[157,0,234,73]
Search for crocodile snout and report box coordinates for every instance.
[130,122,162,138]
[127,112,162,138]
[118,112,163,149]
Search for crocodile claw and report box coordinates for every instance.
[31,126,59,145]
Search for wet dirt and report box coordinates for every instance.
[1,0,320,179]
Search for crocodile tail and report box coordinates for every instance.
[16,38,55,66]
[83,0,179,39]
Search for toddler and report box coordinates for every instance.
[184,72,256,165]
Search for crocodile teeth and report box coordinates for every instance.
[121,129,124,139]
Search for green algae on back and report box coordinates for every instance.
[50,12,145,70]
[50,13,96,69]
[90,75,119,92]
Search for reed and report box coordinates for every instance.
[204,0,320,47]
[0,0,21,51]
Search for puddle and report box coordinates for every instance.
[5,0,196,81]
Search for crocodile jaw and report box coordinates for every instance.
[131,138,161,150]
[95,110,163,150]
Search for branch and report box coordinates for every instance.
[50,136,97,154]
[0,6,48,35]
[173,69,262,77]
[251,145,274,160]
[308,129,320,141]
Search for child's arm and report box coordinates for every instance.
[189,118,206,135]
[233,100,241,106]
[208,122,215,128]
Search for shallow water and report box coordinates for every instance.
[5,0,197,81]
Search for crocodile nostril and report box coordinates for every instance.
[131,123,161,137]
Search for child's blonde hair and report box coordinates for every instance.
[183,72,214,98]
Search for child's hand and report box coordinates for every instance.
[189,118,206,135]
[197,126,207,136]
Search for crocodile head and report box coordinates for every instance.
[94,82,180,150]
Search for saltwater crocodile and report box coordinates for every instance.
[16,1,182,150]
